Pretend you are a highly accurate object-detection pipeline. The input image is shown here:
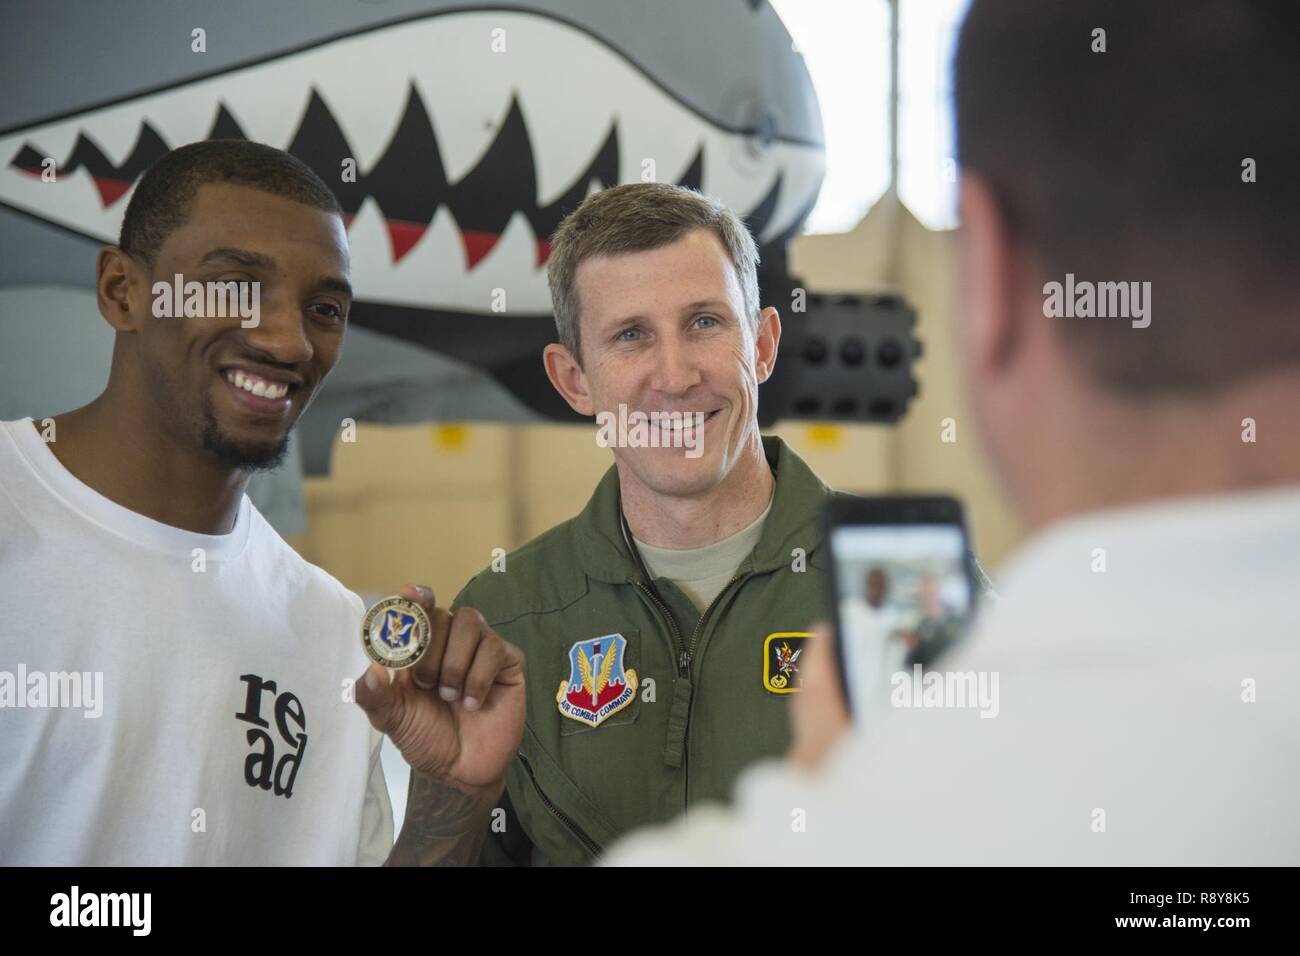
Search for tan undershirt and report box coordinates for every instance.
[633,499,773,613]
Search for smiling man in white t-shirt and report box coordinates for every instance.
[0,140,392,865]
[0,140,526,865]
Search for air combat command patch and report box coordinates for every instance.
[764,631,814,693]
[557,633,638,728]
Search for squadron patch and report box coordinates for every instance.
[763,631,813,693]
[557,633,638,728]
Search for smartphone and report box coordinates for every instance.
[823,495,977,720]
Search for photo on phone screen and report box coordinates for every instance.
[826,499,975,718]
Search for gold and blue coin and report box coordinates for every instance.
[361,596,431,669]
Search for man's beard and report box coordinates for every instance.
[199,394,291,472]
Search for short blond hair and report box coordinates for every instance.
[546,182,761,363]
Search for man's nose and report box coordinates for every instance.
[239,299,313,366]
[648,334,701,394]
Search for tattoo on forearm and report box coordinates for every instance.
[386,774,494,867]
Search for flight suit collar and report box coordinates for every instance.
[748,437,832,573]
[573,436,831,584]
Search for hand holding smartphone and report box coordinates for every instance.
[823,495,978,721]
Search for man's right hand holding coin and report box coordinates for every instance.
[354,584,526,866]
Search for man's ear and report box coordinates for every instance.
[956,173,1028,382]
[754,306,781,384]
[96,246,145,333]
[543,342,595,416]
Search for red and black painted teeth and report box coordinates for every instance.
[12,121,167,207]
[9,83,783,268]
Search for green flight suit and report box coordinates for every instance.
[451,436,990,865]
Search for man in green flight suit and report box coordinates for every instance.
[405,182,989,865]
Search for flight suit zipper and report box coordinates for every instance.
[677,571,751,810]
[683,571,750,671]
[632,579,688,674]
[630,577,696,797]
[622,510,756,812]
[516,751,602,858]
[631,572,754,811]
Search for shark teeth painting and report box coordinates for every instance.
[0,10,824,318]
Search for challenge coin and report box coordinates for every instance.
[362,596,431,669]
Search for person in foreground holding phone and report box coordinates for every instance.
[602,0,1300,865]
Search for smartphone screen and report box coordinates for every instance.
[829,515,974,718]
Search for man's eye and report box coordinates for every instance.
[693,315,719,330]
[308,303,345,322]
[617,328,641,342]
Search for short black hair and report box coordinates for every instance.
[955,0,1300,395]
[118,139,343,266]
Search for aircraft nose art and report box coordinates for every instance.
[0,10,825,324]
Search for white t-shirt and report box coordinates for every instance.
[602,485,1300,865]
[0,418,393,865]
